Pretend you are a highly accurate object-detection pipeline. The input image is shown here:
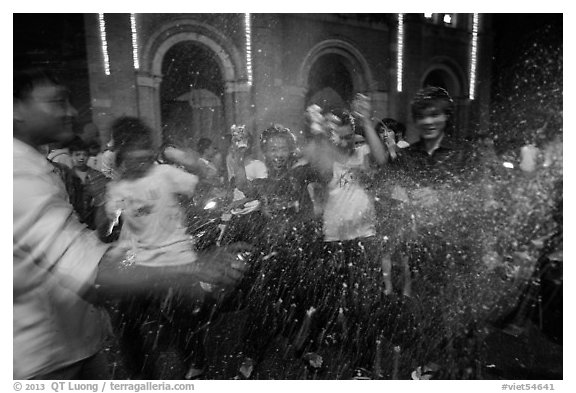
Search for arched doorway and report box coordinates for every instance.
[306,53,354,111]
[299,39,374,116]
[422,68,461,96]
[160,41,226,149]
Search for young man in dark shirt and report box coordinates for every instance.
[394,86,488,378]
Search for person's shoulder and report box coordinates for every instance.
[14,139,45,167]
[406,139,425,151]
[158,162,199,181]
[440,136,467,150]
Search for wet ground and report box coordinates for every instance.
[103,302,562,380]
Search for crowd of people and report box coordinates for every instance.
[13,65,562,380]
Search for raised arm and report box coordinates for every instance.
[352,93,389,166]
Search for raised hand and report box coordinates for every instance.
[351,93,371,120]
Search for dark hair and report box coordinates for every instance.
[111,116,154,167]
[197,137,213,154]
[411,86,454,120]
[260,124,297,152]
[68,137,89,153]
[111,116,153,148]
[14,67,62,101]
[376,118,407,141]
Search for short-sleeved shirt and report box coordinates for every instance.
[106,164,199,267]
[323,146,376,242]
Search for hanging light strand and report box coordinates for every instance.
[469,13,479,100]
[130,13,140,70]
[244,13,253,86]
[396,13,405,92]
[98,13,111,76]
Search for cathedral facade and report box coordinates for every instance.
[84,13,493,149]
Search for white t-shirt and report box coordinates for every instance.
[323,146,376,242]
[106,164,199,267]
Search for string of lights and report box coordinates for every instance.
[244,13,253,86]
[397,13,404,92]
[469,13,479,100]
[130,13,140,70]
[98,13,110,76]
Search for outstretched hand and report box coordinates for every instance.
[194,242,252,287]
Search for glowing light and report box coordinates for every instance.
[130,13,139,70]
[503,162,514,169]
[424,13,433,19]
[204,200,217,210]
[469,13,479,100]
[98,13,110,76]
[397,13,404,92]
[244,13,253,86]
[443,14,452,25]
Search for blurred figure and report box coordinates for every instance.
[100,138,117,180]
[197,137,223,182]
[226,125,267,200]
[398,86,487,378]
[194,137,227,204]
[69,138,109,230]
[105,117,213,379]
[302,94,390,375]
[231,124,324,377]
[80,123,105,172]
[13,67,248,380]
[14,66,110,380]
[373,118,412,297]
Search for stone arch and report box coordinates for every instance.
[298,38,376,96]
[141,19,244,83]
[136,18,251,145]
[420,56,467,98]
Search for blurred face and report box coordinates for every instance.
[14,82,77,146]
[204,144,218,160]
[71,150,88,169]
[263,136,291,173]
[414,105,448,141]
[327,118,355,151]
